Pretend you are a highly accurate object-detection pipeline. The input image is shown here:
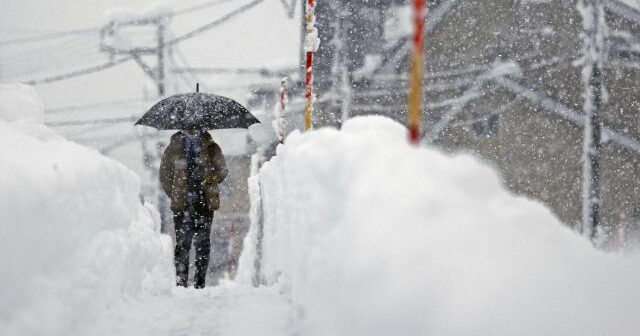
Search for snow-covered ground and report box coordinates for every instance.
[239,116,640,336]
[67,284,293,336]
[4,84,640,335]
[0,85,292,336]
[0,84,171,334]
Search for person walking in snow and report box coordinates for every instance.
[159,128,228,289]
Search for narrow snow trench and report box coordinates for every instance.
[73,285,293,336]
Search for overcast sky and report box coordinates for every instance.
[0,0,301,108]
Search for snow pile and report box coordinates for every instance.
[0,86,173,335]
[0,84,44,123]
[239,116,640,336]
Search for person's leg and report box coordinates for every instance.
[174,211,194,287]
[193,211,213,289]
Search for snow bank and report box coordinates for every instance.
[0,84,44,123]
[0,86,173,335]
[239,116,640,336]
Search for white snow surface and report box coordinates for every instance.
[0,84,44,123]
[0,86,291,336]
[0,86,174,334]
[620,0,640,11]
[239,116,640,336]
[5,81,640,336]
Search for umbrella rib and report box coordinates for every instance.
[185,93,196,124]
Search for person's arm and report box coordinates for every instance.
[211,143,228,184]
[159,143,175,196]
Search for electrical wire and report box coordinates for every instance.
[18,0,264,86]
[0,0,234,46]
[170,0,236,17]
[24,56,133,85]
[167,0,265,45]
[0,27,99,46]
[278,0,297,18]
[0,38,100,65]
[45,98,147,114]
[172,67,296,76]
[46,116,139,127]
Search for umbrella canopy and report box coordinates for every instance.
[136,90,260,130]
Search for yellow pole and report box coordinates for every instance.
[408,0,426,144]
[305,52,313,130]
[304,0,317,131]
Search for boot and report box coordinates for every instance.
[194,253,208,289]
[176,263,188,287]
[194,269,206,289]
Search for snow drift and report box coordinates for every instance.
[238,116,640,336]
[0,84,174,335]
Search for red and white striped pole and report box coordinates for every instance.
[304,0,319,131]
[408,0,426,144]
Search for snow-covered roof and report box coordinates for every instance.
[608,0,640,23]
[619,0,640,11]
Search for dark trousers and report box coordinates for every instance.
[174,207,213,288]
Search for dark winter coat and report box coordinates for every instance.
[159,131,228,213]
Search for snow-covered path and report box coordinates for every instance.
[5,85,640,336]
[0,86,294,336]
[72,285,293,336]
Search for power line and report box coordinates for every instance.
[0,0,237,47]
[169,43,201,90]
[46,116,139,127]
[0,40,106,81]
[101,0,237,26]
[278,0,297,18]
[24,56,133,85]
[0,38,99,65]
[172,66,296,76]
[0,27,99,46]
[168,0,265,45]
[45,98,147,114]
[20,0,264,85]
[1,47,105,77]
[171,0,236,17]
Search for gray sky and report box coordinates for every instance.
[0,0,301,108]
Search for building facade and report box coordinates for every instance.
[291,0,640,244]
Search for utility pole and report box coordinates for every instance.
[303,0,319,131]
[157,21,166,97]
[333,7,351,128]
[154,20,169,233]
[578,0,606,243]
[100,14,171,232]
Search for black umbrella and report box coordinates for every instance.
[135,84,260,130]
